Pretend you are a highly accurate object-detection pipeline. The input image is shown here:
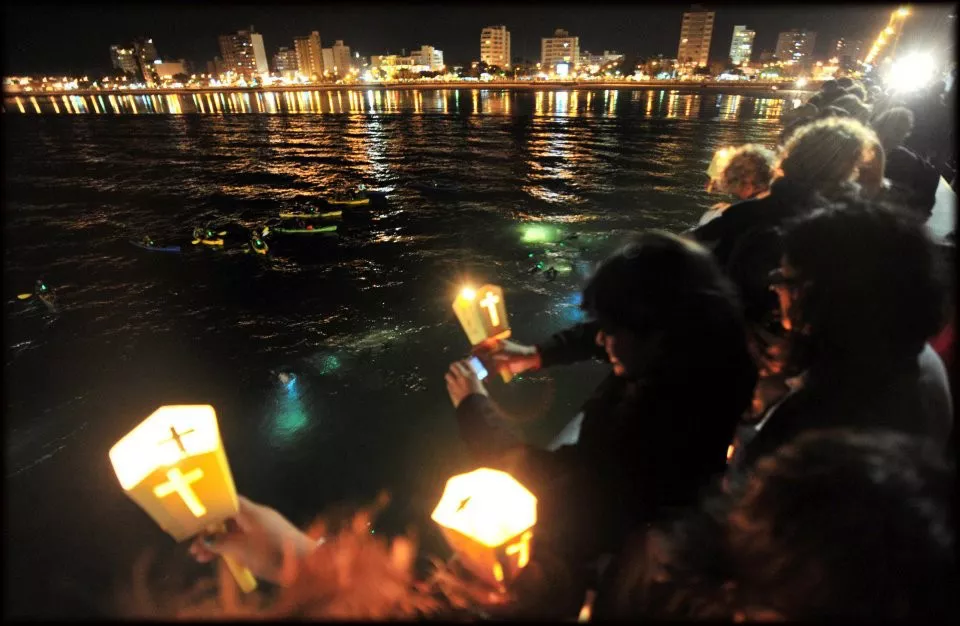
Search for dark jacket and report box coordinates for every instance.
[455,319,757,565]
[689,178,846,328]
[731,343,953,474]
[884,145,941,219]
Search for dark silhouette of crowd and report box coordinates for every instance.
[143,73,956,621]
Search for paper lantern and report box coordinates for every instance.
[431,468,537,589]
[453,284,512,382]
[109,404,257,593]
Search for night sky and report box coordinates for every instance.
[3,3,955,76]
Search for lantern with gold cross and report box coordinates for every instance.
[453,284,513,382]
[431,468,537,591]
[108,404,257,593]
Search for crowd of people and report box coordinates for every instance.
[134,74,957,620]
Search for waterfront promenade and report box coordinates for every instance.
[4,79,815,100]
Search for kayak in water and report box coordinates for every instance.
[249,232,270,255]
[278,208,343,219]
[272,224,338,235]
[130,235,181,253]
[326,184,371,206]
[192,227,225,247]
[20,279,59,313]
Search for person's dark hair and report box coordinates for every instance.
[832,94,872,123]
[845,84,867,101]
[781,199,945,368]
[821,79,841,94]
[582,232,742,345]
[806,92,825,109]
[836,76,855,89]
[819,104,851,118]
[728,429,955,620]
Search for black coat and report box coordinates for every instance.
[731,344,954,474]
[884,145,941,219]
[455,319,757,565]
[689,178,840,327]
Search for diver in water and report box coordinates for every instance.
[142,235,156,247]
[35,279,50,296]
[545,267,559,282]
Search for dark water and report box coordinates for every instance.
[3,88,781,617]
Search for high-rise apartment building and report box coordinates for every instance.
[828,37,863,70]
[677,5,715,69]
[541,28,580,71]
[480,25,511,68]
[273,47,299,76]
[729,25,755,65]
[294,31,323,79]
[218,27,269,79]
[132,37,160,85]
[775,30,817,64]
[331,40,354,77]
[412,45,444,71]
[109,45,140,76]
[321,48,335,76]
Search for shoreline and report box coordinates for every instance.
[4,81,812,99]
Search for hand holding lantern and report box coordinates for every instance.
[109,405,257,593]
[453,284,513,382]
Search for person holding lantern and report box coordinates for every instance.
[447,231,757,613]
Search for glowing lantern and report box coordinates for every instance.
[431,468,537,589]
[109,405,257,593]
[453,284,512,381]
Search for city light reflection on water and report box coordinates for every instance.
[263,374,314,447]
[4,89,788,121]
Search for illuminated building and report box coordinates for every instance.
[828,37,864,71]
[579,50,624,70]
[294,31,323,80]
[331,40,354,78]
[321,48,334,76]
[272,47,298,78]
[729,25,755,66]
[775,30,817,65]
[541,29,580,73]
[132,37,160,86]
[109,45,139,77]
[412,45,444,71]
[206,56,226,79]
[154,60,187,81]
[677,5,715,69]
[480,25,511,68]
[218,27,269,80]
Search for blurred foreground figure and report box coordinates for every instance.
[597,430,956,621]
[123,494,500,619]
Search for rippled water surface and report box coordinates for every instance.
[3,88,781,616]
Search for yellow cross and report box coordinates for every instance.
[505,530,532,568]
[153,467,207,518]
[480,291,501,327]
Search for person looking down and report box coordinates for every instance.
[450,232,757,586]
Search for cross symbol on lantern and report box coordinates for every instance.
[480,291,501,326]
[153,467,207,518]
[158,425,196,455]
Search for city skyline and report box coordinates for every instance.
[4,4,950,75]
